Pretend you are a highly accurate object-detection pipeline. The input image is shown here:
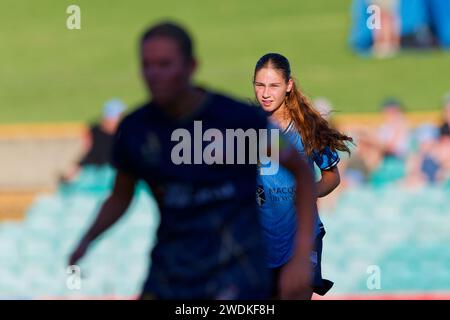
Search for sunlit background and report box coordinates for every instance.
[0,0,449,299]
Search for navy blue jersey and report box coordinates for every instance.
[112,90,271,299]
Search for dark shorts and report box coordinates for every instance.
[271,228,334,298]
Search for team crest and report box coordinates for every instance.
[256,185,266,207]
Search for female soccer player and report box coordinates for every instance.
[253,53,353,299]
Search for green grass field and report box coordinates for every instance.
[1,0,449,123]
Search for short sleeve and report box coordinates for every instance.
[266,121,288,151]
[312,146,340,170]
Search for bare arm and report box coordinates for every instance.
[316,166,340,198]
[68,170,137,265]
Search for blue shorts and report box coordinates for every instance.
[271,227,333,297]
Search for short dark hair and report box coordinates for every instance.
[140,21,194,60]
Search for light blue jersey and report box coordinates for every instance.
[256,121,340,268]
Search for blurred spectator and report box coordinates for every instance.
[371,0,401,58]
[427,0,450,49]
[436,93,450,183]
[375,98,410,159]
[435,125,450,183]
[350,0,450,55]
[349,0,375,54]
[353,98,410,187]
[312,98,370,186]
[313,97,333,122]
[402,124,440,187]
[342,135,371,187]
[436,107,450,183]
[399,0,435,49]
[60,98,126,183]
[358,98,410,163]
[439,93,450,137]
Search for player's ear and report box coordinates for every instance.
[187,57,197,77]
[286,78,293,94]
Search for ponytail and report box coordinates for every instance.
[286,80,353,157]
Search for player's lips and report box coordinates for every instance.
[261,99,273,106]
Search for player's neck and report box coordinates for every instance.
[269,103,291,131]
[160,87,206,120]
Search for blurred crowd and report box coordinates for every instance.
[350,0,450,57]
[324,94,450,191]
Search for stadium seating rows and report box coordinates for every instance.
[0,165,449,298]
[0,166,159,299]
[321,185,450,294]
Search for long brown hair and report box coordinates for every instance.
[254,53,353,157]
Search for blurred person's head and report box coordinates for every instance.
[313,97,333,121]
[140,21,197,106]
[101,98,126,132]
[438,93,450,138]
[380,97,405,121]
[253,52,353,156]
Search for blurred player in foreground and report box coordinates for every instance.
[69,22,316,299]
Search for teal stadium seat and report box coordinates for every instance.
[0,166,159,299]
[1,164,450,298]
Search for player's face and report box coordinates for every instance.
[254,68,292,113]
[141,37,195,106]
[383,105,402,122]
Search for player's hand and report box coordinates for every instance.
[68,239,90,266]
[278,256,313,300]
